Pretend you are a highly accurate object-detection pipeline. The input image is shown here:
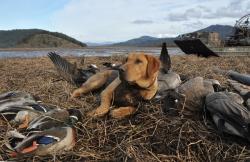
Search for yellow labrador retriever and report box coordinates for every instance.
[71,52,160,119]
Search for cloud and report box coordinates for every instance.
[167,13,187,22]
[203,0,250,19]
[131,20,154,24]
[184,20,204,30]
[50,0,249,42]
[166,7,204,22]
[166,0,250,23]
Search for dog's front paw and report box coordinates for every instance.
[87,107,109,118]
[110,107,136,119]
[71,89,82,98]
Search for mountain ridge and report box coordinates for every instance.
[0,29,87,48]
[112,24,234,47]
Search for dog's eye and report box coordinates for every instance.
[135,59,142,64]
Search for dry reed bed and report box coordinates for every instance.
[0,55,250,161]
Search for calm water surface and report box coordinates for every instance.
[0,46,184,58]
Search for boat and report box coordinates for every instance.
[175,14,250,57]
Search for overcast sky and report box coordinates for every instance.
[0,0,249,42]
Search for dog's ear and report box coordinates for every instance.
[145,55,160,77]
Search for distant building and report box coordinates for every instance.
[179,32,222,47]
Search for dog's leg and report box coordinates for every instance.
[88,78,121,117]
[71,70,114,98]
[110,106,136,119]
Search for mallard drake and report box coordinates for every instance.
[8,126,76,157]
[27,108,82,131]
[205,91,250,141]
[48,52,99,87]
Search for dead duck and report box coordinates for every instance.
[7,126,76,157]
[176,77,220,114]
[27,108,82,131]
[161,77,222,115]
[0,91,37,112]
[228,79,250,109]
[205,91,250,141]
[0,91,54,128]
[213,68,250,86]
[6,109,82,157]
[4,104,55,129]
[48,52,99,87]
[160,89,186,115]
[157,42,181,94]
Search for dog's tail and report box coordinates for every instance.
[48,52,97,87]
[159,42,171,73]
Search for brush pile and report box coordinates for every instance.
[0,55,250,161]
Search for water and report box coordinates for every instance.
[0,46,184,58]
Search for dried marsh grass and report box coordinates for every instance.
[0,55,250,161]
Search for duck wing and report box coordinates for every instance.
[227,70,250,86]
[48,52,98,87]
[228,79,250,101]
[27,109,69,130]
[213,68,250,86]
[0,91,35,102]
[14,127,69,154]
[205,92,250,139]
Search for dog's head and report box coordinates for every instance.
[119,52,160,88]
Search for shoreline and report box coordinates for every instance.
[0,46,184,58]
[0,46,181,51]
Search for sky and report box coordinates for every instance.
[0,0,250,43]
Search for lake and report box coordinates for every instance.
[0,46,184,58]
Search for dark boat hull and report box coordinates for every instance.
[174,39,219,57]
[175,39,250,57]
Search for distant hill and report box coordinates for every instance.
[195,25,234,40]
[0,29,86,48]
[113,36,175,47]
[112,25,234,47]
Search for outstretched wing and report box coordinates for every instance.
[48,52,97,87]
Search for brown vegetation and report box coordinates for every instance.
[0,55,250,161]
